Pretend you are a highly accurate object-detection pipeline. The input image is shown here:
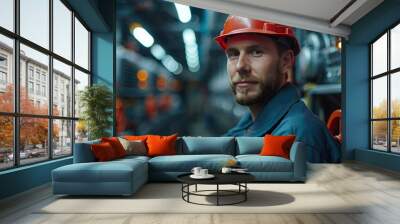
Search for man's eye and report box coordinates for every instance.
[251,50,263,57]
[227,52,239,59]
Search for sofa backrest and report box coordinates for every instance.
[178,137,235,155]
[73,139,100,163]
[74,137,269,162]
[235,137,264,155]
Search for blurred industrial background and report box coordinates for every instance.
[115,0,342,136]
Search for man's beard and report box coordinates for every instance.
[230,64,284,106]
[232,82,275,106]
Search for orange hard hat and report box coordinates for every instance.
[215,15,300,55]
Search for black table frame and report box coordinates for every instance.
[180,182,249,206]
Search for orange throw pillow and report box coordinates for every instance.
[101,137,127,158]
[91,142,117,161]
[124,135,148,141]
[259,135,296,159]
[146,134,178,157]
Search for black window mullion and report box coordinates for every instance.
[71,10,76,155]
[48,0,53,160]
[370,44,372,149]
[387,29,391,152]
[112,0,116,137]
[13,0,20,167]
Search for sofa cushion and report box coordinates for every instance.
[260,135,296,159]
[147,134,178,157]
[115,155,150,163]
[148,154,235,172]
[118,138,147,156]
[101,137,127,158]
[236,137,263,155]
[124,135,148,141]
[52,158,147,183]
[180,137,235,155]
[91,142,118,161]
[236,155,293,172]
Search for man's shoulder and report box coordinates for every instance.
[282,100,326,130]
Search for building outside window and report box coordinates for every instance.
[0,71,6,84]
[35,83,40,95]
[42,85,46,97]
[0,55,7,89]
[0,55,7,67]
[54,89,58,102]
[28,81,34,94]
[370,23,400,154]
[35,70,40,81]
[28,66,34,79]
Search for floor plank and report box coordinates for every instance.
[1,161,400,224]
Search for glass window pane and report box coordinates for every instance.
[0,0,14,31]
[74,69,89,118]
[53,119,72,157]
[391,24,400,70]
[53,0,72,60]
[391,120,400,153]
[74,17,89,70]
[0,116,14,170]
[0,34,14,112]
[20,44,49,115]
[391,72,400,118]
[372,121,388,151]
[372,33,387,76]
[75,120,88,143]
[20,117,49,165]
[20,0,49,49]
[53,59,72,117]
[372,77,387,119]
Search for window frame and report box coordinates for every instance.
[0,0,92,171]
[370,20,400,154]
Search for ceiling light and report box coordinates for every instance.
[183,29,196,44]
[150,44,166,60]
[174,3,191,23]
[132,27,154,48]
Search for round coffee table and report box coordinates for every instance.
[177,172,255,206]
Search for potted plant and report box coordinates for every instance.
[79,84,113,140]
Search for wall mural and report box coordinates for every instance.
[115,0,342,162]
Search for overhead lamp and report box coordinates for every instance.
[183,29,196,44]
[132,27,154,48]
[150,44,166,60]
[188,65,199,72]
[161,55,182,75]
[183,29,200,72]
[174,3,191,23]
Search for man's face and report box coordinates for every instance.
[225,34,286,106]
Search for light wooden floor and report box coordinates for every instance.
[1,161,400,224]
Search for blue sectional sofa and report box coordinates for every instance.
[52,137,306,196]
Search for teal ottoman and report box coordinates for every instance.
[52,156,148,196]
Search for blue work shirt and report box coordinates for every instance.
[224,84,341,163]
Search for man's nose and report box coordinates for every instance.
[236,53,250,74]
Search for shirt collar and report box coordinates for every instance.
[246,83,301,136]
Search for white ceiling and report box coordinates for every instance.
[170,0,384,38]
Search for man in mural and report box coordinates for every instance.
[215,15,341,163]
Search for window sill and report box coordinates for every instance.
[0,156,72,175]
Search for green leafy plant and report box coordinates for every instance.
[79,84,113,140]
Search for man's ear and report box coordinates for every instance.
[279,50,294,74]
